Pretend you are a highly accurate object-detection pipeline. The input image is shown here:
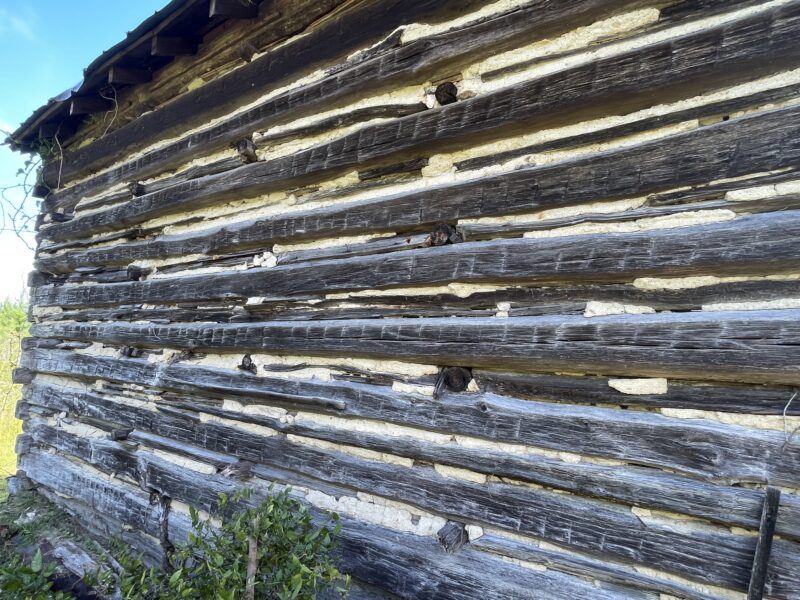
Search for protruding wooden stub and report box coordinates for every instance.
[49,212,73,223]
[12,368,35,385]
[108,66,153,85]
[434,366,473,398]
[151,36,198,57]
[218,459,255,481]
[127,265,145,281]
[210,0,259,19]
[110,428,133,441]
[120,346,144,358]
[426,223,461,247]
[69,96,113,116]
[129,181,146,196]
[437,521,469,553]
[235,139,259,164]
[238,354,257,373]
[747,486,781,600]
[435,81,458,105]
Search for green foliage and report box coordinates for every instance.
[118,488,348,600]
[0,549,68,600]
[0,298,28,477]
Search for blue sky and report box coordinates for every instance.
[0,0,165,299]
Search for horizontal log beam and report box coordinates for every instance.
[33,211,800,314]
[21,449,624,600]
[23,421,800,597]
[41,0,489,193]
[23,356,800,486]
[20,355,800,538]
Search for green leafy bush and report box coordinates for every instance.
[0,549,69,600]
[118,488,348,600]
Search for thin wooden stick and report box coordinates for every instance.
[747,486,781,600]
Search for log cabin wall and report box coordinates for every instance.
[12,0,800,597]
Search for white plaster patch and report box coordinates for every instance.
[633,273,800,290]
[272,232,396,254]
[152,450,218,475]
[584,301,656,318]
[660,409,800,432]
[465,524,484,540]
[197,412,278,437]
[391,381,436,396]
[434,464,488,484]
[608,378,668,395]
[702,298,800,312]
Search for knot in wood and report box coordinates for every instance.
[435,81,459,106]
[426,223,461,247]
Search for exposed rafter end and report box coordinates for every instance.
[150,35,199,57]
[69,96,114,116]
[209,0,259,19]
[108,66,153,85]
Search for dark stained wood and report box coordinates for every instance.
[43,1,800,210]
[748,487,782,600]
[21,449,631,600]
[107,66,153,85]
[22,426,800,598]
[209,0,259,19]
[30,309,800,386]
[41,0,489,193]
[69,97,113,116]
[474,371,800,415]
[21,371,800,497]
[33,211,800,313]
[37,103,800,255]
[150,36,199,57]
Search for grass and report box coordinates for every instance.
[0,298,28,478]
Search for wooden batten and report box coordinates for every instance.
[12,1,800,597]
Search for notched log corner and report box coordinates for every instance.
[437,520,469,554]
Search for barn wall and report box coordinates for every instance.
[16,0,800,598]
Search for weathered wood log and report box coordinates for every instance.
[474,371,800,415]
[22,449,631,600]
[747,487,782,600]
[29,300,800,388]
[35,105,800,273]
[35,279,800,326]
[23,428,800,598]
[40,2,800,238]
[41,0,488,193]
[33,210,800,310]
[21,375,800,530]
[438,521,469,553]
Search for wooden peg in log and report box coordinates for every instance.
[120,346,144,358]
[235,138,259,163]
[12,368,35,385]
[238,354,257,373]
[434,367,473,398]
[435,82,458,106]
[425,223,461,247]
[110,428,133,441]
[126,265,145,281]
[129,182,146,196]
[437,521,469,553]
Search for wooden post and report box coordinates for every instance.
[747,486,781,600]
